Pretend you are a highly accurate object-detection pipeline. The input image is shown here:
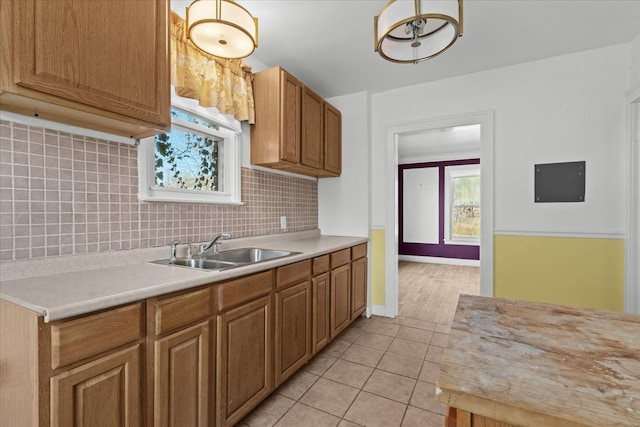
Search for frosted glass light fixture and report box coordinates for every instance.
[186,0,258,59]
[374,0,463,64]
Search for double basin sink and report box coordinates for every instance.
[153,247,300,271]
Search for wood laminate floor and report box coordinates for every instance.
[238,262,479,427]
[398,262,480,325]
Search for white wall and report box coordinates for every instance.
[371,44,630,236]
[318,91,370,237]
[631,33,640,90]
[399,150,480,164]
[402,168,439,244]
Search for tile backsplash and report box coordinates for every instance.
[0,120,318,261]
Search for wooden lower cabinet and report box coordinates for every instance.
[154,321,211,427]
[274,280,312,386]
[149,287,214,427]
[50,344,141,427]
[217,295,273,427]
[1,243,369,427]
[351,256,367,319]
[330,264,351,339]
[312,272,331,353]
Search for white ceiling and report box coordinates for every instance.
[171,1,640,99]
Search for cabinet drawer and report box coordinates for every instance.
[277,260,311,289]
[154,288,212,336]
[215,270,274,312]
[51,303,143,369]
[313,255,330,275]
[330,248,351,268]
[351,243,367,260]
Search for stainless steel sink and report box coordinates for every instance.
[152,257,238,270]
[204,248,297,264]
[152,248,300,271]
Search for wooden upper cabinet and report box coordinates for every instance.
[252,67,300,166]
[301,87,324,169]
[0,0,170,139]
[324,102,342,175]
[281,71,302,164]
[251,66,341,177]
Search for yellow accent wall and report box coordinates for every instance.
[494,235,624,312]
[371,229,386,306]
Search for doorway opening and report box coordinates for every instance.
[397,125,481,322]
[383,111,494,318]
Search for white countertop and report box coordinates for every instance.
[0,233,367,322]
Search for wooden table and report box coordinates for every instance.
[436,295,640,427]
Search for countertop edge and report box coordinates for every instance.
[0,234,368,322]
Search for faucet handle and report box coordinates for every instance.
[198,243,208,254]
[170,240,180,261]
[213,233,232,253]
[185,243,193,259]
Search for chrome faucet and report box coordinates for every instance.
[199,233,232,254]
[170,240,180,262]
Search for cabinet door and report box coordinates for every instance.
[331,264,351,339]
[10,0,169,128]
[280,70,301,163]
[217,295,273,427]
[154,321,211,427]
[275,280,311,386]
[312,272,331,354]
[301,87,324,169]
[351,257,367,319]
[324,102,342,175]
[51,345,141,427]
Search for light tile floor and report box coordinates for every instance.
[237,315,451,427]
[237,262,479,427]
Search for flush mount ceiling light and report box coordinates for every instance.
[186,0,258,59]
[374,0,463,64]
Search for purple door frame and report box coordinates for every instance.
[399,158,480,260]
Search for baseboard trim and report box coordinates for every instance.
[398,255,480,267]
[371,305,387,317]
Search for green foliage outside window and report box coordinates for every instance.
[154,109,221,191]
[452,176,480,238]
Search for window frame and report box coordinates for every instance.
[444,164,480,245]
[137,98,242,205]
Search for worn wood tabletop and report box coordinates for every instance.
[437,295,640,427]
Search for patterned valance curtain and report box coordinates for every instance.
[170,11,255,124]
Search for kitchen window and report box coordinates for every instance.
[444,165,480,244]
[138,99,241,204]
